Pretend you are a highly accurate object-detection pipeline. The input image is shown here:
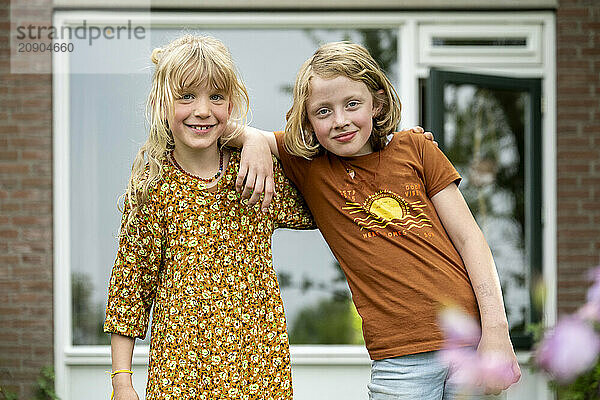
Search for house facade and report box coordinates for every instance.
[1,0,599,399]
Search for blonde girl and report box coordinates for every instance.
[239,41,521,399]
[104,34,314,400]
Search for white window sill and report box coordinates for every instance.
[64,345,532,366]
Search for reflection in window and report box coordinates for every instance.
[432,38,527,47]
[69,27,397,345]
[442,84,529,333]
[72,272,110,345]
[277,257,364,345]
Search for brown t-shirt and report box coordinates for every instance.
[275,130,480,360]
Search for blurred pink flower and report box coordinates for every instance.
[586,266,600,305]
[439,347,518,391]
[440,347,481,389]
[577,301,600,322]
[438,307,517,392]
[535,315,600,384]
[576,266,600,322]
[439,306,481,347]
[478,352,518,388]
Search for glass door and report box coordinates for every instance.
[425,70,542,348]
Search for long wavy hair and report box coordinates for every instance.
[122,34,249,230]
[284,41,402,159]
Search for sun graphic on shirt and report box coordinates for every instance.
[342,190,432,231]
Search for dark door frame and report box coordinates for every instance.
[427,69,542,349]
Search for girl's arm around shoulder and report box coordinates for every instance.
[243,126,279,158]
[227,125,278,212]
[431,183,521,394]
[398,126,438,148]
[232,125,434,211]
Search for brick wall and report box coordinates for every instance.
[556,0,600,315]
[0,0,54,397]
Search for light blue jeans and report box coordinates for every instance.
[368,351,490,400]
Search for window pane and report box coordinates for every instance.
[70,73,149,345]
[442,84,530,334]
[69,27,397,345]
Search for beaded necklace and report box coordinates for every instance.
[168,148,224,184]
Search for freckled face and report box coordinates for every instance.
[306,75,380,157]
[168,84,232,154]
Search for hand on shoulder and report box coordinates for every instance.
[236,127,277,212]
[402,125,438,147]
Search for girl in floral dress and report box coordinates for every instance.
[103,34,314,400]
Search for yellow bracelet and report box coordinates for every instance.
[109,370,133,400]
[110,369,133,379]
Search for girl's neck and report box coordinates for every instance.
[172,144,223,178]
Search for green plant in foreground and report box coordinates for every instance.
[33,366,59,400]
[0,386,19,400]
[548,361,600,400]
[0,366,59,400]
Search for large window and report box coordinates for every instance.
[54,11,555,400]
[55,9,555,351]
[67,27,398,346]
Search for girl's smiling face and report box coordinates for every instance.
[306,75,381,157]
[168,84,232,154]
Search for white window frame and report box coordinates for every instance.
[418,23,543,65]
[53,10,556,398]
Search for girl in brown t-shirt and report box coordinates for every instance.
[238,41,521,398]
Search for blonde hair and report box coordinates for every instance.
[122,34,249,229]
[284,41,402,159]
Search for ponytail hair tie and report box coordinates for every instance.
[151,48,164,65]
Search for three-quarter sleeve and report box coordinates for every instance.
[271,157,316,230]
[104,191,163,339]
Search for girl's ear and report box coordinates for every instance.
[228,101,233,116]
[372,89,385,117]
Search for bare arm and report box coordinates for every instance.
[238,126,279,158]
[431,183,521,394]
[226,126,278,211]
[110,333,139,400]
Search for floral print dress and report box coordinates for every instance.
[104,150,314,399]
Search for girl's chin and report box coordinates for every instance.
[325,144,372,157]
